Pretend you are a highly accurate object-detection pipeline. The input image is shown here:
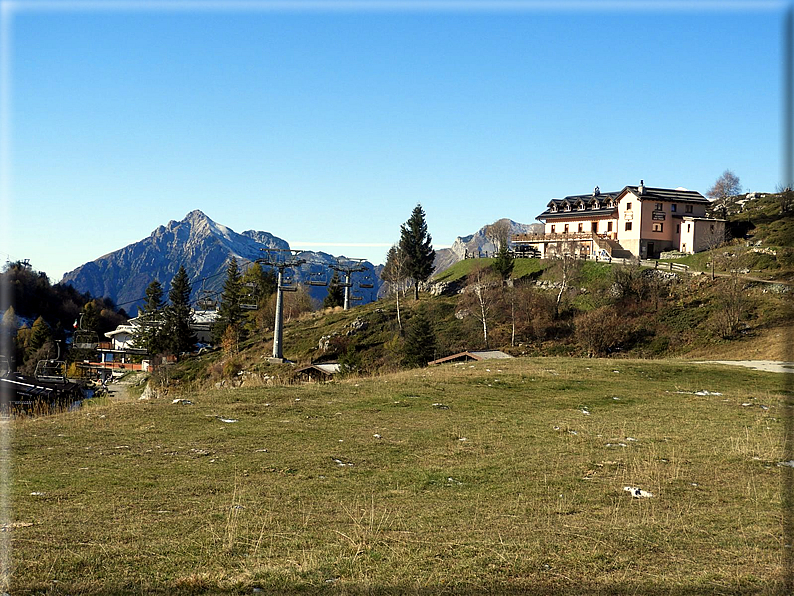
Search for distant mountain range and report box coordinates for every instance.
[60,211,541,313]
[433,219,543,272]
[60,210,380,313]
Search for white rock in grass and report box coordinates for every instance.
[624,486,654,498]
[778,460,794,468]
[373,434,382,439]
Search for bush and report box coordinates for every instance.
[574,306,629,357]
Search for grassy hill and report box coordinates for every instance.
[11,357,789,594]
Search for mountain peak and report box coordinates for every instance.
[184,209,212,223]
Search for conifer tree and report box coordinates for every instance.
[163,266,196,356]
[402,308,436,367]
[213,257,244,344]
[491,243,514,280]
[323,271,345,309]
[134,280,166,355]
[399,204,435,300]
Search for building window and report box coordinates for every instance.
[578,203,585,211]
[607,221,613,232]
[564,224,569,233]
[551,225,555,233]
[626,202,632,210]
[564,204,571,212]
[578,223,583,232]
[685,204,693,213]
[676,224,680,233]
[687,224,691,232]
[592,222,598,232]
[625,222,632,231]
[671,204,677,212]
[652,223,663,232]
[655,203,663,211]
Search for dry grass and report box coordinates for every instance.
[6,357,791,595]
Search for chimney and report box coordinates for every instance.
[593,186,600,197]
[638,179,645,195]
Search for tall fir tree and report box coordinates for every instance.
[134,280,166,355]
[402,308,436,368]
[163,266,196,356]
[213,257,244,344]
[399,204,435,300]
[323,271,345,309]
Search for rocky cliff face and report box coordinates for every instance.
[60,210,380,313]
[433,219,543,274]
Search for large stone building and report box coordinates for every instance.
[514,180,726,260]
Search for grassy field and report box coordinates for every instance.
[8,358,792,595]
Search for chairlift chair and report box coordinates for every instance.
[197,289,218,311]
[358,275,374,289]
[73,330,99,350]
[307,271,329,287]
[240,284,258,310]
[34,359,67,383]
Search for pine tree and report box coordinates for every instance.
[402,308,436,367]
[163,266,196,356]
[213,257,244,344]
[491,243,514,280]
[323,271,345,309]
[134,280,166,355]
[399,204,435,300]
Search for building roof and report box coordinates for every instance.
[536,190,620,221]
[618,186,709,204]
[428,350,513,366]
[295,363,341,377]
[105,325,137,338]
[536,184,709,221]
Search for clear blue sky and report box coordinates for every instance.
[0,0,786,282]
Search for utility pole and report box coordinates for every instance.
[329,258,367,310]
[257,249,306,362]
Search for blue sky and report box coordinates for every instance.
[0,0,787,282]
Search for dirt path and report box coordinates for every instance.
[104,372,147,402]
[697,360,794,374]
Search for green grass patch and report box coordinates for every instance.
[10,358,789,594]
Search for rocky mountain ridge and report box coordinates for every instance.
[61,210,379,313]
[433,219,543,273]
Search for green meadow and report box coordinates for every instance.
[8,358,791,595]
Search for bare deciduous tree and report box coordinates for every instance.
[706,170,742,200]
[381,244,409,333]
[459,264,500,348]
[484,218,512,251]
[549,241,583,318]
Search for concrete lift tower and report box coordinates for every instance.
[329,258,368,310]
[257,249,306,363]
